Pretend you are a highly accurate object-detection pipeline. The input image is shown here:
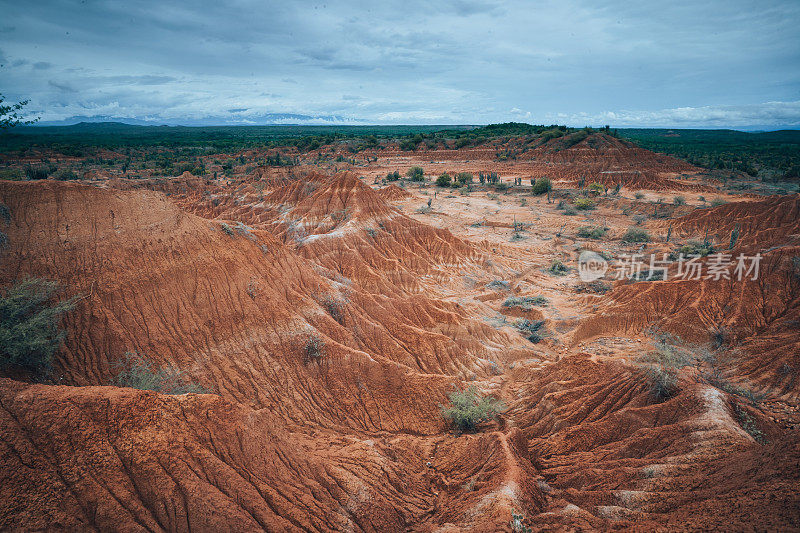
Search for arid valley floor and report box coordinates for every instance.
[1,128,799,531]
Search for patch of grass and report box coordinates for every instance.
[112,352,209,394]
[0,278,78,379]
[502,295,548,310]
[576,225,608,239]
[710,197,728,207]
[621,227,650,243]
[574,281,612,294]
[440,385,504,432]
[734,404,766,443]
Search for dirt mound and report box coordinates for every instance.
[378,184,412,201]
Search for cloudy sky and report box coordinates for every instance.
[1,0,799,128]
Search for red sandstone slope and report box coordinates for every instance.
[1,173,799,531]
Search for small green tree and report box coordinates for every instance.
[406,166,424,181]
[0,278,78,378]
[436,173,452,187]
[440,385,504,432]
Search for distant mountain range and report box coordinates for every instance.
[35,113,363,127]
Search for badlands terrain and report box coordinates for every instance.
[0,127,799,531]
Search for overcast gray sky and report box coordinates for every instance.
[1,0,799,127]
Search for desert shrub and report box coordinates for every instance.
[634,191,645,199]
[574,197,595,210]
[53,169,79,181]
[575,281,612,294]
[515,318,546,342]
[406,166,424,181]
[440,385,504,432]
[621,227,650,243]
[576,226,608,239]
[304,335,326,365]
[710,197,727,207]
[436,173,452,187]
[493,182,509,191]
[587,182,605,195]
[386,170,401,181]
[632,213,647,225]
[531,177,552,195]
[734,404,765,443]
[0,168,23,180]
[503,295,548,310]
[0,278,78,379]
[112,352,208,394]
[456,172,473,185]
[487,279,510,290]
[562,206,578,216]
[673,195,686,206]
[24,165,52,180]
[320,294,347,324]
[677,239,714,257]
[547,259,569,275]
[220,222,234,236]
[646,365,679,401]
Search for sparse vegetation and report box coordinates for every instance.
[673,195,686,205]
[0,278,78,379]
[220,222,234,236]
[514,318,546,343]
[548,259,569,275]
[406,166,424,181]
[440,385,504,432]
[634,191,645,199]
[503,295,548,310]
[531,177,552,195]
[576,225,608,239]
[621,227,650,243]
[112,351,209,394]
[574,197,596,210]
[710,197,728,207]
[436,173,452,187]
[304,335,326,365]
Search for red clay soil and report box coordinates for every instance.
[0,149,798,531]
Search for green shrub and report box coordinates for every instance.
[621,228,650,243]
[531,177,552,195]
[456,172,473,185]
[406,166,424,181]
[574,197,595,210]
[436,173,452,187]
[493,182,509,191]
[220,222,234,236]
[587,182,604,195]
[440,385,504,432]
[710,197,727,207]
[677,239,713,257]
[548,260,569,275]
[576,226,608,239]
[673,195,686,206]
[514,319,546,343]
[502,296,548,310]
[0,278,78,379]
[386,170,401,181]
[53,169,79,181]
[112,352,208,394]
